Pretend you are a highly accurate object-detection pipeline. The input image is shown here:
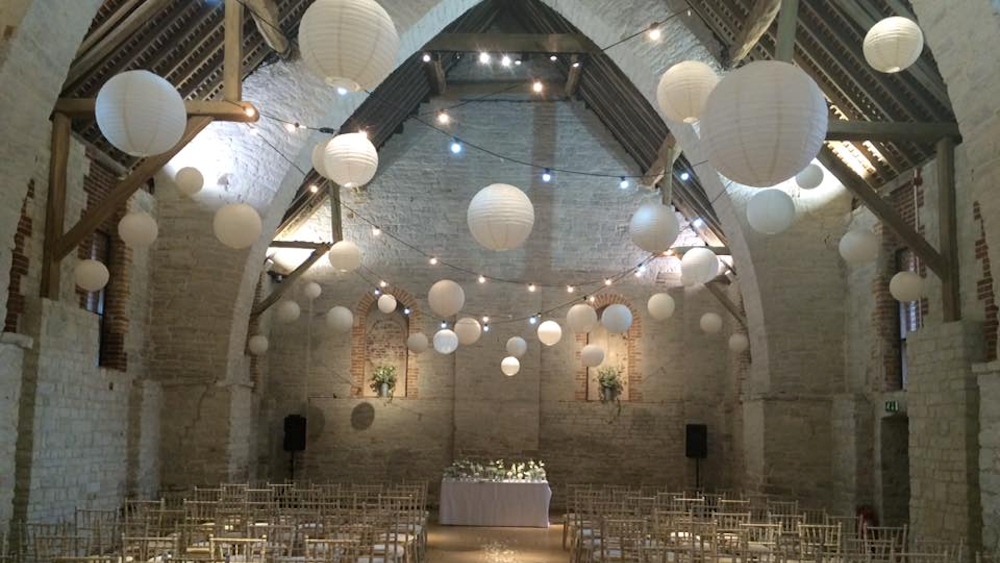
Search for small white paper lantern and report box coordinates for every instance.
[74,259,110,291]
[506,336,527,358]
[326,306,354,332]
[537,320,563,346]
[839,229,879,265]
[501,356,520,377]
[95,70,186,157]
[175,167,204,196]
[566,304,598,333]
[601,304,633,334]
[118,211,158,248]
[324,132,378,188]
[454,317,482,345]
[467,183,535,251]
[681,247,719,285]
[701,60,828,187]
[311,140,332,179]
[433,329,459,355]
[728,333,749,353]
[656,60,719,123]
[700,312,723,334]
[407,332,429,354]
[428,280,465,318]
[647,293,676,321]
[276,300,301,323]
[248,335,269,355]
[303,282,322,300]
[864,17,924,73]
[747,189,796,235]
[328,240,362,272]
[213,203,262,249]
[299,0,400,91]
[890,271,925,302]
[377,294,397,314]
[630,202,680,253]
[580,344,605,368]
[795,164,824,190]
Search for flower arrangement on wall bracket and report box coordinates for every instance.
[370,365,397,399]
[596,366,624,402]
[443,458,547,482]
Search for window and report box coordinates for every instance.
[896,248,923,389]
[82,230,112,367]
[586,306,630,401]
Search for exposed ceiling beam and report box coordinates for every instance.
[423,33,599,54]
[727,0,781,67]
[245,0,291,57]
[423,56,448,95]
[564,54,582,97]
[705,280,748,328]
[53,99,259,122]
[774,0,799,62]
[223,0,243,102]
[269,241,330,250]
[252,245,332,317]
[671,246,731,256]
[641,133,677,190]
[825,120,961,142]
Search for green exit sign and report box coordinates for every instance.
[885,400,899,413]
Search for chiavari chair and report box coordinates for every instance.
[863,525,908,562]
[209,537,267,563]
[596,518,646,563]
[739,523,783,563]
[798,523,841,563]
[122,535,180,563]
[73,508,119,555]
[908,540,964,563]
[714,512,752,556]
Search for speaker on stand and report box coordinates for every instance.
[284,415,307,480]
[685,423,708,489]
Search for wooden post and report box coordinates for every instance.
[937,137,960,321]
[774,0,800,63]
[41,113,72,299]
[224,0,243,102]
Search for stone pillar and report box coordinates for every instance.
[976,360,1000,551]
[0,333,31,525]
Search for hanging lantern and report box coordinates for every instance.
[95,70,186,157]
[433,329,459,355]
[890,271,925,302]
[839,229,879,265]
[864,17,924,74]
[328,240,362,272]
[454,317,483,345]
[175,167,204,196]
[681,247,719,285]
[647,293,676,321]
[630,202,680,253]
[537,320,563,346]
[377,294,397,314]
[213,203,262,249]
[656,60,719,123]
[746,189,796,235]
[298,0,400,92]
[580,344,605,368]
[506,336,527,358]
[303,282,322,300]
[466,183,535,251]
[566,303,598,333]
[428,280,465,318]
[728,333,749,353]
[326,306,354,332]
[74,259,110,292]
[601,304,633,334]
[701,61,827,187]
[323,132,378,188]
[795,164,824,190]
[276,300,301,323]
[248,335,270,356]
[501,356,521,377]
[700,312,723,334]
[407,332,429,354]
[117,211,159,248]
[312,140,332,179]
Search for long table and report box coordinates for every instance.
[438,479,551,528]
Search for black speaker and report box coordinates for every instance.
[283,415,307,452]
[685,424,707,459]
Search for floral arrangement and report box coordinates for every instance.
[369,365,397,396]
[596,366,624,394]
[443,459,547,482]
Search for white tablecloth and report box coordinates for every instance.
[438,479,551,528]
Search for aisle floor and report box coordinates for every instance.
[425,522,565,563]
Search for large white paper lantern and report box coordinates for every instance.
[214,203,262,249]
[326,306,354,332]
[328,240,362,272]
[276,300,301,323]
[248,335,270,356]
[864,17,924,73]
[537,320,563,346]
[700,312,723,334]
[377,294,397,314]
[601,304,633,334]
[299,0,400,92]
[656,60,719,123]
[304,282,322,300]
[681,247,719,285]
[647,293,676,321]
[324,133,378,188]
[95,70,186,157]
[580,344,605,368]
[795,164,824,190]
[566,304,598,334]
[630,202,680,253]
[311,140,332,179]
[428,280,465,318]
[454,317,483,345]
[175,167,204,196]
[701,61,827,187]
[747,189,796,235]
[890,271,925,302]
[407,332,429,354]
[839,229,879,265]
[467,184,535,251]
[506,336,527,358]
[118,211,158,248]
[74,259,110,291]
[433,329,459,355]
[501,356,521,377]
[728,333,749,353]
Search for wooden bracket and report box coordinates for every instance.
[53,99,258,122]
[423,55,447,96]
[223,0,243,102]
[705,279,748,329]
[269,241,331,250]
[774,0,800,63]
[728,0,782,67]
[669,246,731,256]
[252,244,332,317]
[642,134,678,191]
[40,113,72,299]
[826,120,961,143]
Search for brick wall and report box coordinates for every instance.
[351,287,421,398]
[3,180,33,333]
[973,202,998,361]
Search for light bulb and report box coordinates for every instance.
[440,320,447,328]
[680,171,690,181]
[336,87,348,96]
[379,280,387,288]
[648,25,661,40]
[482,316,490,323]
[549,55,558,62]
[604,278,612,286]
[483,324,490,332]
[692,218,705,228]
[284,123,297,133]
[514,59,522,66]
[403,307,411,315]
[588,296,596,303]
[243,105,257,118]
[372,226,381,236]
[429,257,439,265]
[478,275,486,284]
[450,140,462,154]
[501,55,511,67]
[572,61,581,68]
[422,53,431,63]
[532,81,543,93]
[566,285,575,293]
[529,316,538,325]
[478,52,490,64]
[541,169,552,183]
[619,177,630,189]
[374,288,381,295]
[528,283,536,292]
[437,111,450,124]
[308,184,319,193]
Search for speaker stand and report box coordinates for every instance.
[289,451,296,483]
[695,458,701,490]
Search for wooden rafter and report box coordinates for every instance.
[774,0,800,62]
[53,99,259,122]
[642,134,677,190]
[705,280,748,328]
[670,246,731,256]
[423,33,599,53]
[825,120,960,143]
[246,0,291,57]
[252,244,332,317]
[564,55,582,97]
[727,0,781,67]
[224,0,244,101]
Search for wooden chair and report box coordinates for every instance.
[209,537,267,563]
[597,518,646,563]
[799,523,841,563]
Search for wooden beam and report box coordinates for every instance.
[937,137,960,321]
[705,281,748,328]
[424,33,598,54]
[641,133,677,190]
[223,0,243,101]
[826,120,961,143]
[670,246,731,256]
[330,186,343,242]
[252,245,331,317]
[74,0,144,57]
[41,113,72,299]
[564,55,582,98]
[54,99,259,122]
[727,0,782,67]
[423,56,447,95]
[268,241,330,250]
[774,0,800,62]
[246,0,290,57]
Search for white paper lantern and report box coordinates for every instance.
[324,133,378,188]
[433,329,459,355]
[537,320,563,347]
[501,356,520,377]
[117,211,158,248]
[630,202,680,253]
[839,229,879,265]
[728,333,749,353]
[248,335,270,355]
[566,304,598,333]
[95,70,186,157]
[656,60,719,123]
[328,240,362,272]
[377,294,397,314]
[890,271,925,302]
[864,17,924,73]
[580,344,605,368]
[311,140,332,179]
[74,259,110,291]
[428,280,465,318]
[467,183,535,251]
[299,0,400,91]
[601,304,633,334]
[795,164,824,190]
[747,189,796,235]
[276,300,301,323]
[326,306,354,332]
[506,336,527,358]
[681,247,719,285]
[454,317,482,345]
[407,332,429,354]
[700,312,723,334]
[213,203,262,249]
[647,293,676,321]
[175,167,204,196]
[303,282,322,300]
[701,61,828,187]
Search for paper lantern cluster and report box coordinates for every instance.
[630,203,680,253]
[601,304,633,334]
[96,70,186,157]
[428,280,465,318]
[656,60,718,124]
[324,133,378,188]
[175,167,204,196]
[214,203,262,249]
[681,247,719,286]
[118,211,158,248]
[746,189,796,235]
[467,184,535,251]
[433,329,459,354]
[537,320,563,346]
[328,241,363,272]
[75,259,110,292]
[506,336,527,358]
[326,306,354,332]
[863,17,924,74]
[566,304,598,334]
[454,317,482,345]
[501,356,520,376]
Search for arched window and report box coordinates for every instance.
[586,307,630,401]
[350,288,421,398]
[573,295,642,402]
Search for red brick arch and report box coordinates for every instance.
[573,293,643,401]
[350,286,422,397]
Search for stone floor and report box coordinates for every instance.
[425,522,566,563]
